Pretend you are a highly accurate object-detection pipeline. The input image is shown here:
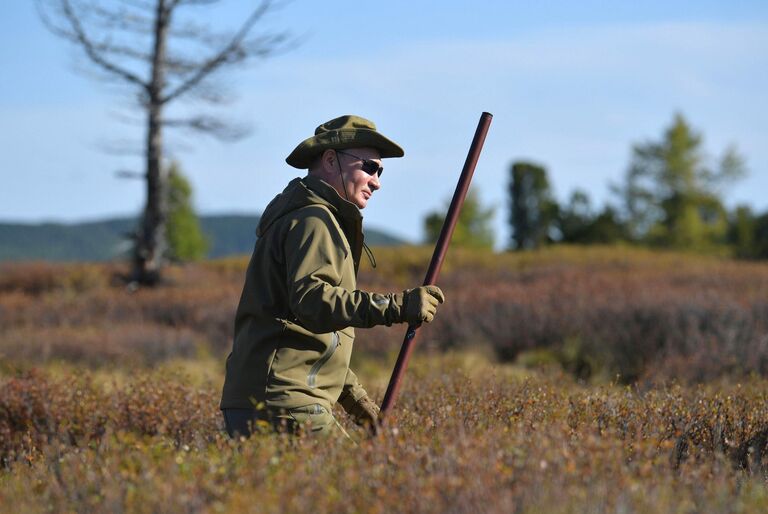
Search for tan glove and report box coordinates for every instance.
[346,396,380,433]
[402,285,445,325]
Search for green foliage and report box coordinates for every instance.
[727,207,768,260]
[617,113,745,250]
[728,205,757,258]
[756,212,768,259]
[165,162,209,262]
[509,161,558,249]
[423,188,495,249]
[558,190,627,244]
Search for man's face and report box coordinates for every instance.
[333,147,382,209]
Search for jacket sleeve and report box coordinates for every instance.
[284,209,404,333]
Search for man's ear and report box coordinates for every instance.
[321,149,337,173]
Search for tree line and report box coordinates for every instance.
[427,113,768,258]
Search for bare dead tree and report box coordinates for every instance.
[37,0,292,285]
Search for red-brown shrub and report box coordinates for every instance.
[2,248,768,382]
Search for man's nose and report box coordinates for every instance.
[369,175,381,191]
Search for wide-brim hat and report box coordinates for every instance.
[286,115,404,169]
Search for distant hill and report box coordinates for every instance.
[0,215,408,262]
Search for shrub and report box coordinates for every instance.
[3,247,768,382]
[2,361,768,512]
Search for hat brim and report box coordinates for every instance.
[286,128,404,169]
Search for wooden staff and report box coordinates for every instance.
[378,112,493,423]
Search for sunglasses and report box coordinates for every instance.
[336,150,383,178]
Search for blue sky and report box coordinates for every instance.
[1,1,767,247]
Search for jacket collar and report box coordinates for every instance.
[302,175,362,223]
[302,175,365,273]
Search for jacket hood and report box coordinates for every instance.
[257,175,361,237]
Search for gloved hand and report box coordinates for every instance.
[347,396,380,432]
[402,285,445,325]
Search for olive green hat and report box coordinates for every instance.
[286,115,404,169]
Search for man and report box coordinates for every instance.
[220,115,445,437]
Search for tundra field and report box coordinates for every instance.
[2,246,768,513]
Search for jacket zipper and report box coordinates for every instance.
[307,331,340,389]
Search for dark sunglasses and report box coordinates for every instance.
[336,150,383,178]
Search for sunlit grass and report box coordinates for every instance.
[3,354,768,513]
[3,247,768,512]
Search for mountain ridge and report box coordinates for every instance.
[0,214,408,262]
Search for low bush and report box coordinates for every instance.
[2,359,768,513]
[2,247,768,382]
[0,262,112,295]
[366,247,768,383]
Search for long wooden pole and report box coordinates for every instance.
[378,112,493,422]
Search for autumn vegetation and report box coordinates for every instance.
[2,246,768,512]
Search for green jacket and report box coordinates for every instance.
[220,175,405,412]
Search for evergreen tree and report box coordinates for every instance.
[424,189,495,250]
[558,190,593,243]
[509,161,558,249]
[728,205,756,258]
[165,162,209,262]
[558,190,627,244]
[618,113,745,250]
[755,212,768,259]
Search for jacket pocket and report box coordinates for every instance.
[307,331,340,389]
